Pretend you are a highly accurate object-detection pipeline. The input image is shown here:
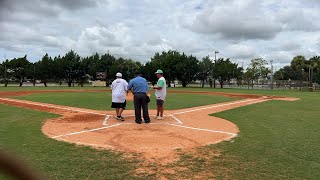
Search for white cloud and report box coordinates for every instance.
[184,0,282,40]
[225,44,256,59]
[0,0,320,67]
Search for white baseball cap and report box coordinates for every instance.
[116,72,122,77]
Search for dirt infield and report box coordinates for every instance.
[0,90,299,163]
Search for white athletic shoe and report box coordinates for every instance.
[156,116,164,120]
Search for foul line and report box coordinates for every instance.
[52,124,121,139]
[168,114,183,124]
[102,115,110,126]
[167,123,237,137]
[172,98,268,115]
[0,98,106,116]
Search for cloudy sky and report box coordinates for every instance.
[1,0,320,69]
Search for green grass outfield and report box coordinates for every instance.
[1,87,320,179]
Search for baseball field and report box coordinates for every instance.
[0,87,319,179]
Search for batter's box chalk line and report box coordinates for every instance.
[102,114,183,126]
[52,121,237,139]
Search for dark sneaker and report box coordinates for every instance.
[145,120,151,124]
[135,120,142,124]
[119,116,125,121]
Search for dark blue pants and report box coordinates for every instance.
[133,93,150,123]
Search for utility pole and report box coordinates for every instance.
[270,60,273,90]
[213,50,219,89]
[311,66,313,87]
[33,64,36,87]
[4,54,7,87]
[214,51,219,61]
[239,61,244,86]
[309,65,312,87]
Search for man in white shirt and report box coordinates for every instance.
[111,72,128,121]
[153,69,167,119]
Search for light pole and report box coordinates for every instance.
[308,65,313,87]
[33,64,36,87]
[238,61,244,86]
[301,68,304,91]
[214,51,219,61]
[270,60,273,90]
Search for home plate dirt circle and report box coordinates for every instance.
[0,90,299,162]
[8,98,264,161]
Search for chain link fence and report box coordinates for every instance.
[183,80,319,91]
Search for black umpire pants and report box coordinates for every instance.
[133,93,150,123]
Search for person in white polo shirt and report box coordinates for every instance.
[111,72,128,121]
[153,69,167,120]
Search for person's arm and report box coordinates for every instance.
[153,79,164,90]
[127,80,133,90]
[125,81,129,95]
[128,80,135,94]
[145,79,149,94]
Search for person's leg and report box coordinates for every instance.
[156,104,160,117]
[156,100,164,119]
[160,104,164,117]
[118,101,126,121]
[142,94,150,123]
[160,100,165,117]
[156,99,161,117]
[134,94,142,123]
[116,108,119,116]
[119,108,124,116]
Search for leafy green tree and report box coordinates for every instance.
[148,50,180,87]
[35,53,54,87]
[141,61,155,83]
[245,58,270,88]
[212,58,240,88]
[82,53,101,81]
[197,56,213,88]
[0,63,3,81]
[291,55,307,81]
[273,66,293,80]
[75,59,88,87]
[175,53,199,87]
[147,50,199,87]
[61,50,81,87]
[243,70,254,89]
[1,60,10,86]
[100,53,116,86]
[51,55,64,85]
[309,56,320,83]
[7,55,31,86]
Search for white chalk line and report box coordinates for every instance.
[167,123,237,137]
[2,97,267,139]
[172,98,269,115]
[0,97,264,126]
[102,115,110,126]
[0,97,106,116]
[52,122,237,139]
[168,114,183,124]
[102,114,184,125]
[52,124,121,139]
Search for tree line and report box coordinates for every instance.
[0,50,319,87]
[273,55,320,85]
